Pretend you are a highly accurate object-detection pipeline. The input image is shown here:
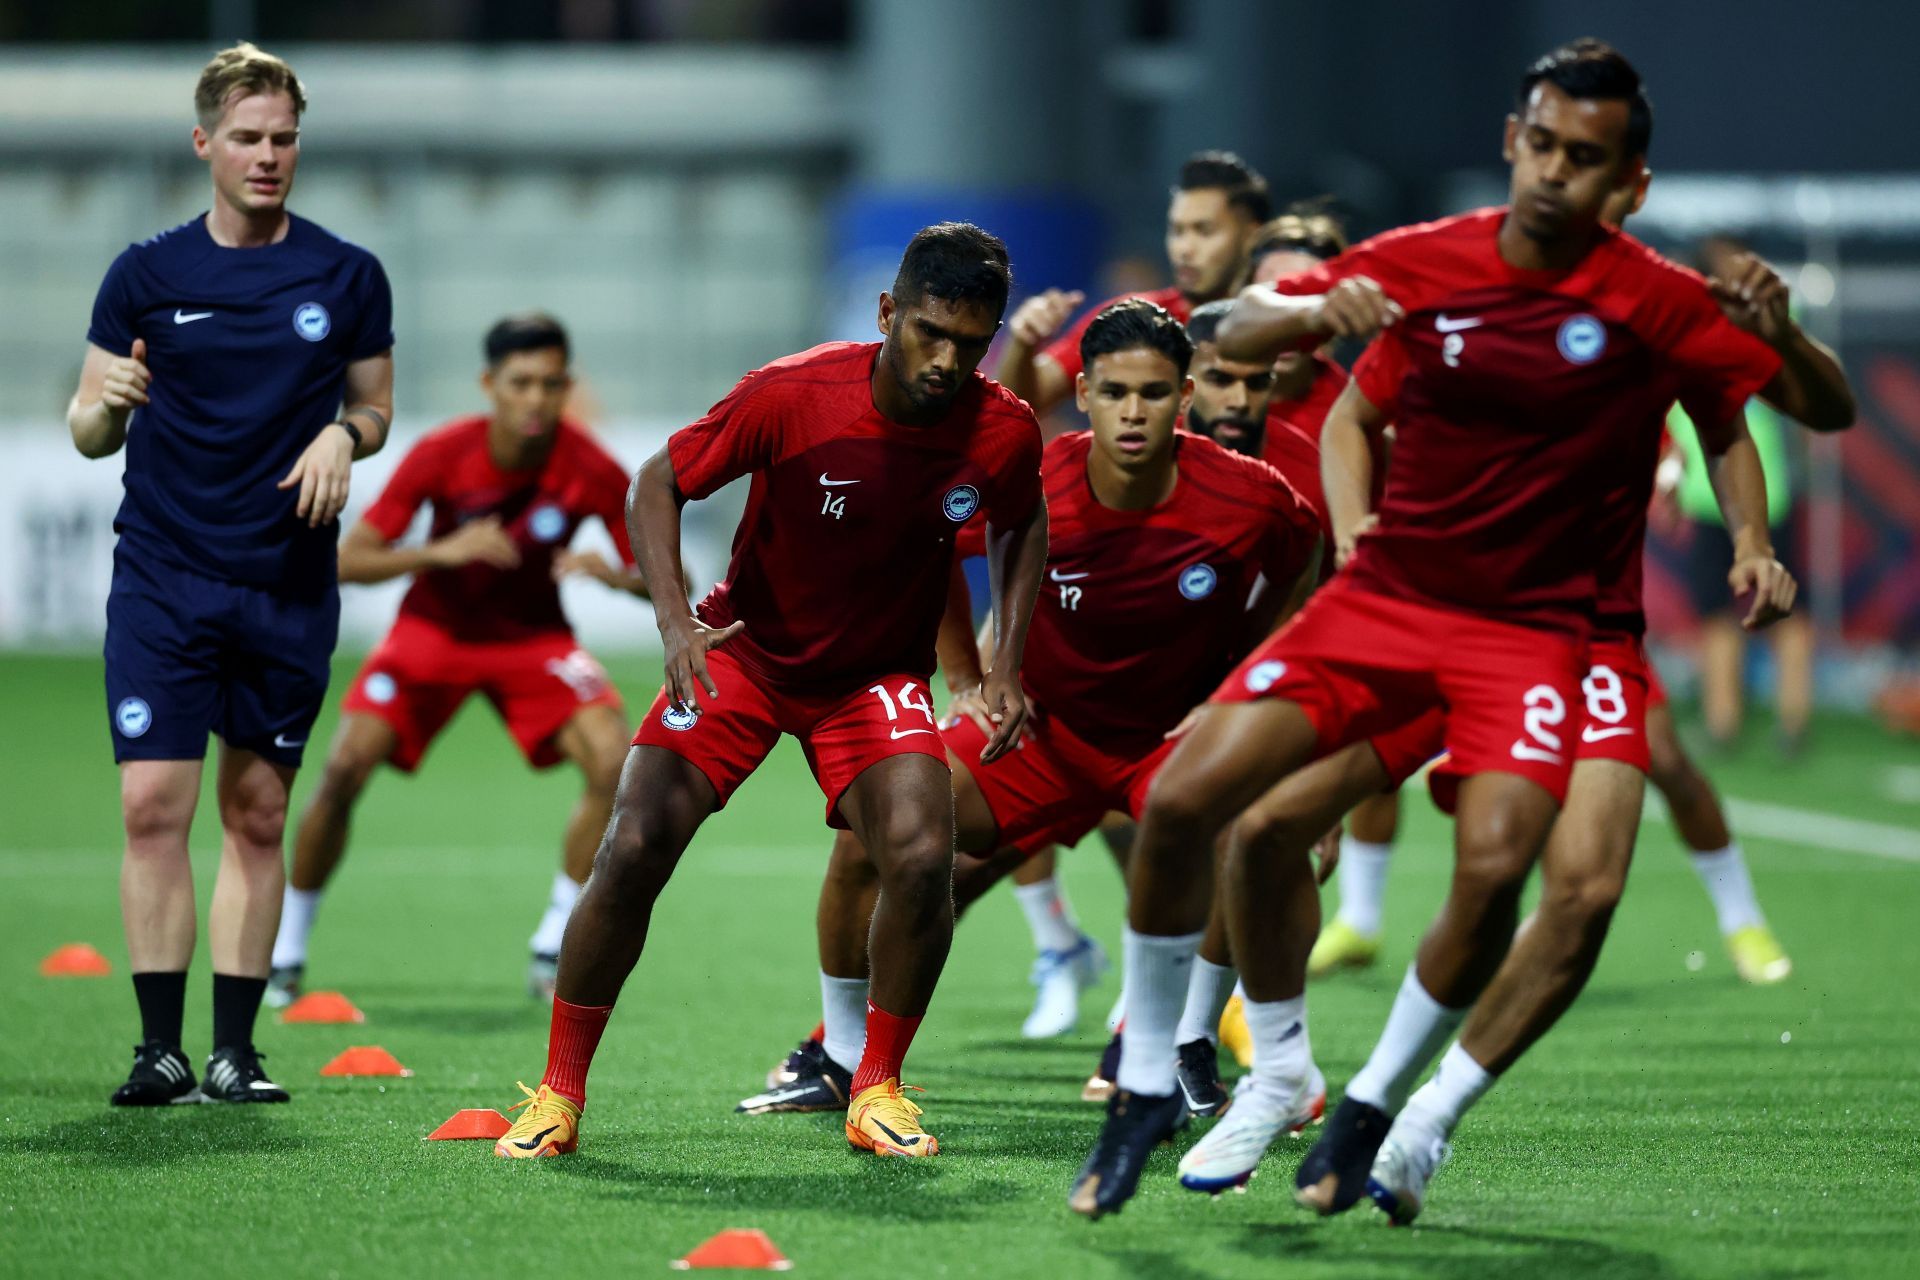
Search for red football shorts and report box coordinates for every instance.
[1425,630,1652,812]
[1211,583,1587,804]
[1368,708,1448,789]
[633,647,949,827]
[344,615,621,773]
[939,707,1175,856]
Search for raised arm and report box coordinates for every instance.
[975,498,1048,763]
[67,341,149,459]
[1216,277,1403,364]
[1709,254,1855,433]
[994,288,1083,414]
[1693,407,1797,631]
[1320,380,1390,570]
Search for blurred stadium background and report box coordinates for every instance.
[1,0,1916,714]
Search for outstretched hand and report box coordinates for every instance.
[662,617,745,714]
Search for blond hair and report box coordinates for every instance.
[194,42,306,131]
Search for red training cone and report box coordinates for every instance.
[319,1046,412,1077]
[425,1108,511,1141]
[40,943,112,977]
[280,991,366,1024]
[672,1229,793,1271]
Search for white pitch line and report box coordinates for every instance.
[1719,798,1920,864]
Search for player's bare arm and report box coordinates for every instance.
[977,497,1048,762]
[279,350,394,528]
[552,549,650,599]
[67,340,151,459]
[935,557,997,740]
[1709,253,1856,432]
[1215,276,1402,364]
[1320,380,1387,569]
[994,287,1083,413]
[1695,408,1797,631]
[336,514,520,585]
[628,448,742,713]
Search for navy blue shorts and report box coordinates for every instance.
[103,545,340,768]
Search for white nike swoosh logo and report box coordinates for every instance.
[1581,726,1635,742]
[889,727,935,739]
[274,733,305,748]
[819,474,860,486]
[1434,314,1483,332]
[174,310,214,324]
[1049,570,1090,582]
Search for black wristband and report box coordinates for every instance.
[333,419,364,450]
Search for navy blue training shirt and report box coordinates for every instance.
[88,213,394,589]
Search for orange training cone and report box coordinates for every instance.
[425,1109,512,1141]
[40,943,112,977]
[319,1046,412,1077]
[671,1229,794,1271]
[280,991,366,1024]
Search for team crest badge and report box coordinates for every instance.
[660,703,699,732]
[1244,660,1287,694]
[528,504,567,543]
[293,302,332,342]
[942,484,981,523]
[1556,314,1605,364]
[1179,563,1218,600]
[115,697,153,738]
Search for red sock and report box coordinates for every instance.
[808,1020,826,1045]
[543,997,614,1107]
[850,1000,923,1095]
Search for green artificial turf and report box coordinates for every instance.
[2,652,1917,1279]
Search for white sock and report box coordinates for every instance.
[1243,994,1314,1105]
[1689,843,1765,934]
[528,871,583,958]
[1173,957,1237,1047]
[1345,963,1469,1114]
[271,886,323,969]
[1335,838,1394,935]
[1115,928,1203,1096]
[1013,878,1083,954]
[1397,1041,1496,1147]
[819,971,870,1072]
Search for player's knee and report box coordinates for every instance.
[584,742,627,799]
[120,776,194,850]
[1227,802,1319,867]
[222,784,290,854]
[592,809,681,903]
[1541,850,1629,931]
[874,822,954,904]
[1453,814,1541,899]
[316,751,378,809]
[1140,770,1216,844]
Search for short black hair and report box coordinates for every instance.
[892,222,1012,319]
[1184,299,1234,348]
[1176,150,1273,223]
[484,311,570,366]
[1518,38,1653,159]
[1080,298,1194,378]
[1251,197,1349,265]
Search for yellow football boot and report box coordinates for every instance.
[494,1082,581,1158]
[846,1079,939,1157]
[1727,925,1792,985]
[1307,920,1381,978]
[1217,993,1254,1070]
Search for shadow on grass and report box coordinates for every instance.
[363,1001,539,1035]
[5,1108,312,1167]
[1218,1219,1679,1280]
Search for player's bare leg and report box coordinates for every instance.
[269,713,397,1004]
[1313,788,1399,976]
[197,745,297,1102]
[1647,703,1790,983]
[1295,769,1558,1216]
[528,704,630,1000]
[1699,615,1746,747]
[834,752,959,1155]
[1372,760,1642,1223]
[1176,743,1383,1191]
[112,759,204,1104]
[1072,697,1320,1217]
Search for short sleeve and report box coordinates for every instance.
[667,372,783,501]
[1258,472,1320,585]
[86,249,139,356]
[984,419,1044,531]
[1352,330,1410,420]
[953,517,987,558]
[346,254,396,361]
[590,445,638,566]
[1632,262,1782,428]
[360,438,440,540]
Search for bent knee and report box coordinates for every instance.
[316,752,380,807]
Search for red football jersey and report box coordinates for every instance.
[1276,208,1782,633]
[670,342,1042,690]
[1266,350,1349,443]
[360,416,634,643]
[960,430,1317,755]
[1042,287,1192,387]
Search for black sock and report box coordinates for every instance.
[212,973,268,1053]
[132,971,188,1046]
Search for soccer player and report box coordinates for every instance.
[68,43,394,1105]
[267,314,646,1009]
[1069,40,1807,1219]
[737,299,1321,1118]
[493,224,1047,1160]
[995,152,1271,419]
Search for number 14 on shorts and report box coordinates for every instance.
[870,680,937,739]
